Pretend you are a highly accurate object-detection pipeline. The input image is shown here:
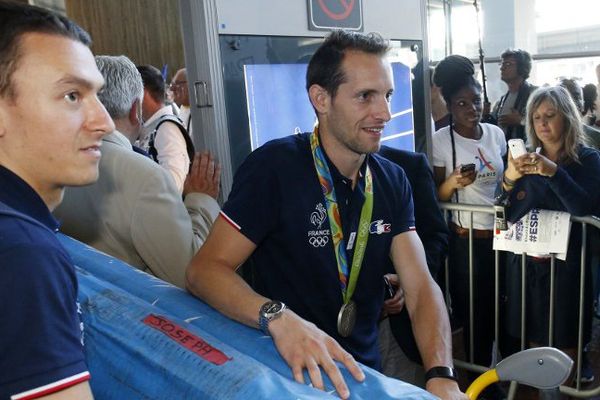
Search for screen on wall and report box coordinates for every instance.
[243,62,414,151]
[219,35,423,171]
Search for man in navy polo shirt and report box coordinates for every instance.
[0,3,113,399]
[186,31,464,400]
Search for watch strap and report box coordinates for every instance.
[425,366,458,382]
[258,313,270,336]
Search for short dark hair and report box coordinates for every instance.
[306,30,390,98]
[0,1,91,99]
[558,78,583,113]
[583,83,597,115]
[501,49,533,80]
[433,54,481,105]
[136,65,166,104]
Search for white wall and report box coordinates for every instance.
[215,0,423,40]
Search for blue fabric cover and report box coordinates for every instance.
[61,235,434,399]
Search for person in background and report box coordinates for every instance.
[430,67,451,131]
[137,65,190,193]
[558,78,600,151]
[432,55,506,398]
[582,83,598,127]
[0,2,114,398]
[557,77,599,385]
[54,55,220,289]
[502,86,600,396]
[165,73,180,116]
[589,77,600,375]
[594,64,600,128]
[170,67,194,141]
[485,49,536,143]
[185,30,464,400]
[377,145,449,387]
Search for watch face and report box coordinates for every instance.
[264,302,283,314]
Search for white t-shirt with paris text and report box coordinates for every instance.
[432,123,507,230]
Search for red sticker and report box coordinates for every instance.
[143,314,231,365]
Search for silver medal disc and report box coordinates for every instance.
[337,300,357,337]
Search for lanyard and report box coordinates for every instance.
[309,127,373,304]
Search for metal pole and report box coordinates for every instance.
[520,253,526,351]
[468,211,475,364]
[549,255,555,347]
[443,0,453,56]
[494,248,499,363]
[576,223,587,391]
[472,0,489,105]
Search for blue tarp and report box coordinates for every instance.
[61,234,435,399]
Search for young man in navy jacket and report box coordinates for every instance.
[0,3,113,398]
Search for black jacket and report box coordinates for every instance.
[378,146,449,364]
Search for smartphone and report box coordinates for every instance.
[383,276,396,300]
[460,163,476,174]
[508,138,528,159]
[494,204,508,231]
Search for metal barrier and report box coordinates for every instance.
[439,202,600,399]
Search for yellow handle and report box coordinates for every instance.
[466,369,500,400]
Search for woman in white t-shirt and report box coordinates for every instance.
[431,55,506,381]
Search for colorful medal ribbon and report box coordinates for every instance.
[310,127,373,304]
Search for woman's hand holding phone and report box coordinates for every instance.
[453,164,476,188]
[511,148,557,177]
[505,140,528,182]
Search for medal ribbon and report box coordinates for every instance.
[310,127,373,304]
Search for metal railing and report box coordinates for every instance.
[439,202,600,398]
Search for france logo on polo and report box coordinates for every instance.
[308,203,330,247]
[369,219,391,235]
[310,203,327,229]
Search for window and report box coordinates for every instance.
[428,0,600,104]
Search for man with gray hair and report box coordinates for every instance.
[170,68,193,139]
[55,55,221,288]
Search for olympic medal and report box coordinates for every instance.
[337,300,357,337]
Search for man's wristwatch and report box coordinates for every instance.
[258,300,286,336]
[425,366,458,382]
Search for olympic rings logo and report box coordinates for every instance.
[309,236,329,247]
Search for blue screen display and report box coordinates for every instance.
[244,62,414,152]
